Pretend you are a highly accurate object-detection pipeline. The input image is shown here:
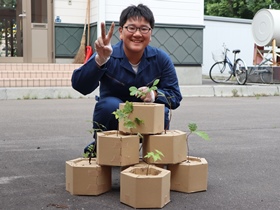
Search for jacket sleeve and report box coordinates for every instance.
[71,54,107,95]
[154,50,182,109]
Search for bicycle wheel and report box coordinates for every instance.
[260,69,272,84]
[209,61,232,83]
[235,58,247,85]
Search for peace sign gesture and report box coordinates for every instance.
[94,22,115,66]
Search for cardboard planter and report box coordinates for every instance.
[65,158,111,195]
[168,156,208,193]
[143,130,187,164]
[97,130,140,166]
[119,102,165,134]
[120,165,171,208]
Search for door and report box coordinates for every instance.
[0,0,53,63]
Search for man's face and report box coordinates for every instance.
[119,17,152,55]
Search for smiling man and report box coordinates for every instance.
[71,4,182,154]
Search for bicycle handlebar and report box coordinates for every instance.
[222,43,230,54]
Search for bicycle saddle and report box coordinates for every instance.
[232,49,240,54]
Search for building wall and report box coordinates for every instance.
[55,23,203,64]
[54,0,88,24]
[103,0,204,25]
[54,0,204,66]
[54,0,204,25]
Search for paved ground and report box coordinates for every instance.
[1,96,280,210]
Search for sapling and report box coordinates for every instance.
[112,101,144,135]
[89,121,107,133]
[83,121,106,164]
[144,149,164,175]
[83,144,96,164]
[187,123,210,162]
[130,78,175,133]
[130,79,189,135]
[129,79,159,99]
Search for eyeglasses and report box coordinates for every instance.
[124,25,152,34]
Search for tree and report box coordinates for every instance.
[205,0,280,19]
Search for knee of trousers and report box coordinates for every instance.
[94,97,123,115]
[93,97,123,128]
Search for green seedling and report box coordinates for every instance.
[187,123,210,162]
[83,121,106,164]
[129,79,159,98]
[144,149,164,175]
[83,144,96,164]
[112,101,144,134]
[87,121,107,134]
[129,79,173,132]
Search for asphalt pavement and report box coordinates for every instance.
[1,96,280,210]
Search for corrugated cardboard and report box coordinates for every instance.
[120,165,171,208]
[168,156,208,193]
[65,158,111,195]
[118,102,164,134]
[96,130,140,166]
[143,130,187,164]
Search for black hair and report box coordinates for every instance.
[119,4,155,28]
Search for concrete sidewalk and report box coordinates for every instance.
[1,80,280,100]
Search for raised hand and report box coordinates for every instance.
[138,86,155,103]
[94,22,115,66]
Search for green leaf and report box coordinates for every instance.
[144,150,164,163]
[144,152,152,159]
[129,86,138,96]
[153,79,160,86]
[129,86,137,91]
[134,117,144,125]
[123,101,133,114]
[124,119,136,129]
[129,86,145,98]
[129,79,160,98]
[187,123,210,141]
[155,149,164,157]
[152,153,161,162]
[157,90,165,97]
[194,131,210,141]
[112,109,126,119]
[95,122,107,131]
[150,86,158,91]
[137,90,146,97]
[83,152,90,158]
[188,123,197,132]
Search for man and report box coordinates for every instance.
[71,4,182,154]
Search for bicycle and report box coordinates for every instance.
[247,57,273,84]
[209,44,248,85]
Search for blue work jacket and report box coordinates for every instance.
[71,41,182,109]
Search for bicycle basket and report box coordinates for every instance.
[212,49,225,62]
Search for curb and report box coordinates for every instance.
[180,84,280,97]
[0,84,280,100]
[1,84,280,100]
[0,87,97,100]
